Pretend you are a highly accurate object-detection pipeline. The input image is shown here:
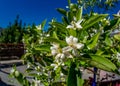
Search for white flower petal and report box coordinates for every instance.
[51,63,57,67]
[62,46,72,52]
[73,37,78,43]
[52,43,59,48]
[75,43,84,49]
[60,54,65,59]
[77,19,83,24]
[51,50,57,55]
[66,25,74,29]
[72,49,78,56]
[67,54,73,58]
[55,53,61,59]
[66,36,73,44]
[36,24,42,30]
[76,24,82,29]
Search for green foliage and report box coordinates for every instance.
[82,14,108,30]
[87,32,100,49]
[9,0,120,86]
[89,55,118,72]
[0,15,26,43]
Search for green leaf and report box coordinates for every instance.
[78,30,88,43]
[83,14,108,30]
[41,19,47,29]
[87,32,100,49]
[53,31,59,39]
[89,55,118,72]
[113,14,120,18]
[52,22,66,29]
[52,22,67,33]
[68,0,71,8]
[67,62,77,86]
[95,49,104,55]
[105,36,113,46]
[77,75,84,86]
[76,7,83,21]
[68,29,76,37]
[76,70,84,86]
[114,34,120,41]
[57,8,67,16]
[34,44,50,52]
[67,11,74,22]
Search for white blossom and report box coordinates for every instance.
[50,43,73,59]
[50,43,73,70]
[36,24,42,30]
[56,53,65,59]
[46,34,50,37]
[66,36,84,49]
[64,36,84,56]
[51,62,65,70]
[51,63,60,70]
[38,37,43,44]
[50,43,60,56]
[66,19,83,30]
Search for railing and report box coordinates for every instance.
[0,43,25,60]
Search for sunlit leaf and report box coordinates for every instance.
[105,36,113,46]
[68,29,76,37]
[95,49,104,55]
[76,7,83,21]
[41,19,47,29]
[114,33,120,41]
[77,74,84,86]
[89,55,118,73]
[53,31,59,39]
[52,22,67,34]
[34,44,50,52]
[87,32,100,49]
[83,14,108,30]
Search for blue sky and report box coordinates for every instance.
[0,0,68,28]
[0,0,120,28]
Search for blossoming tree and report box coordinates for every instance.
[10,0,120,86]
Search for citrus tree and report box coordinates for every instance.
[10,0,120,86]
